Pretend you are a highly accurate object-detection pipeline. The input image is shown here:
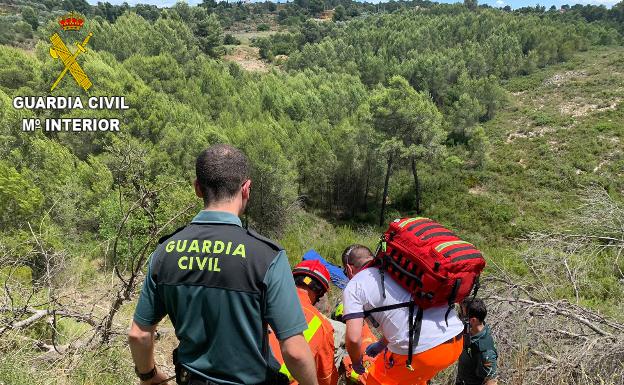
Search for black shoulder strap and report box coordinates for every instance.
[158,225,186,244]
[247,228,283,251]
[355,300,424,370]
[341,301,413,322]
[363,301,413,316]
[406,305,424,370]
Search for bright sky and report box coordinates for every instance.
[87,0,617,10]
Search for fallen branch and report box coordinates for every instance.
[488,295,613,337]
[0,307,99,335]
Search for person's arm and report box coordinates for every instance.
[279,334,319,385]
[342,279,366,372]
[476,348,498,385]
[345,318,364,367]
[129,254,168,384]
[128,321,170,385]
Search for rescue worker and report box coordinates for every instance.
[269,260,338,385]
[128,144,319,385]
[341,244,464,385]
[456,298,498,385]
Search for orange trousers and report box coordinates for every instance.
[364,336,463,385]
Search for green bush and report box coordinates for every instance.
[502,71,550,92]
[0,265,32,286]
[593,121,617,132]
[531,111,558,126]
[223,33,241,45]
[0,160,43,228]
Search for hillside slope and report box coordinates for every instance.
[1,37,623,385]
[484,46,623,230]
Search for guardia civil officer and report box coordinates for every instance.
[456,298,498,385]
[128,144,319,385]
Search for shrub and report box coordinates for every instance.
[223,33,240,45]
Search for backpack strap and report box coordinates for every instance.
[349,300,425,370]
[444,278,462,327]
[372,234,390,299]
[380,259,387,300]
[362,301,413,316]
[472,276,481,298]
[406,303,423,370]
[342,301,413,321]
[461,276,481,350]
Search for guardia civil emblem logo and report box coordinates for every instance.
[49,12,93,92]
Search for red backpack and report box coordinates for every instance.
[362,217,485,369]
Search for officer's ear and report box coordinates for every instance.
[194,179,204,199]
[241,179,251,200]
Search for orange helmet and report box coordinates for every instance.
[292,260,331,295]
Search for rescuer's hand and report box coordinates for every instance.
[365,341,386,358]
[352,358,366,375]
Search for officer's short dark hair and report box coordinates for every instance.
[462,297,487,323]
[196,144,250,205]
[342,244,373,268]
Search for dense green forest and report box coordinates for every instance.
[1,0,623,384]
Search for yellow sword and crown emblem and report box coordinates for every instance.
[49,12,93,92]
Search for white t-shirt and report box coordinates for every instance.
[343,267,463,355]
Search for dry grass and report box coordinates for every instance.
[223,46,269,73]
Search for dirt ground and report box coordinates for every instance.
[223,45,270,73]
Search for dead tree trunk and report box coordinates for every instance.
[363,155,370,211]
[379,154,393,227]
[411,157,421,214]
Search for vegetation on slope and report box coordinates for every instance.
[0,1,623,384]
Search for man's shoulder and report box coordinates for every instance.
[349,267,378,284]
[151,225,191,263]
[158,225,188,245]
[475,328,497,351]
[349,268,386,293]
[480,334,497,348]
[304,305,334,335]
[343,269,372,297]
[155,224,206,249]
[245,228,283,252]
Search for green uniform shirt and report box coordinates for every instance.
[134,210,307,385]
[456,324,498,385]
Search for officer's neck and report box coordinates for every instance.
[470,322,485,336]
[204,199,244,217]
